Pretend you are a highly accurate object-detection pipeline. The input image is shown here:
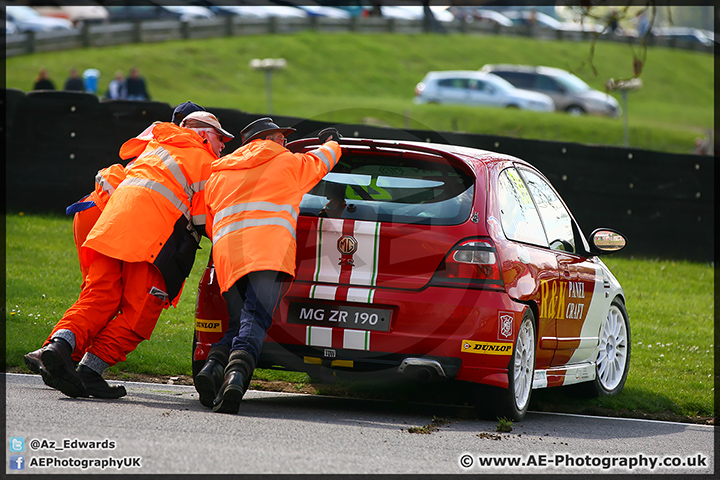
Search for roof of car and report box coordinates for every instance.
[481,64,569,77]
[289,137,526,169]
[425,70,499,79]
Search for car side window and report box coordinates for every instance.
[519,168,575,253]
[498,71,533,89]
[497,167,548,247]
[438,78,467,89]
[535,75,561,92]
[471,80,492,94]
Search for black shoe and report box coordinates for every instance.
[23,348,43,373]
[212,370,247,414]
[77,365,127,399]
[212,350,255,414]
[24,348,58,389]
[41,338,87,398]
[195,359,226,408]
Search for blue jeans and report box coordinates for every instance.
[216,270,291,364]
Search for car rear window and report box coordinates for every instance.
[299,153,474,225]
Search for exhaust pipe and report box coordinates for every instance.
[398,358,447,382]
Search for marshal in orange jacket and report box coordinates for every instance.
[71,122,159,278]
[205,139,341,293]
[83,122,217,299]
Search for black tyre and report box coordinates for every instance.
[566,105,586,116]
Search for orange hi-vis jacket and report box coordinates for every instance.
[67,121,157,218]
[205,139,341,293]
[83,122,158,212]
[88,163,127,210]
[83,122,218,299]
[118,121,159,162]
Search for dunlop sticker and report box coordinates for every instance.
[195,318,222,333]
[461,340,513,355]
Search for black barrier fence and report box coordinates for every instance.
[4,89,713,262]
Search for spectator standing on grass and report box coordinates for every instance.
[608,9,620,34]
[64,68,84,92]
[83,68,101,95]
[636,11,650,37]
[105,70,127,100]
[33,69,55,90]
[196,118,342,414]
[25,111,233,400]
[126,67,150,101]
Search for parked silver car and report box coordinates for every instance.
[414,70,555,112]
[480,64,621,117]
[6,5,74,32]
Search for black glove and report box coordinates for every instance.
[318,127,341,143]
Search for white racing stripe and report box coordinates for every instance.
[309,285,337,301]
[343,329,371,350]
[306,326,333,348]
[314,218,343,284]
[349,221,381,286]
[311,219,381,300]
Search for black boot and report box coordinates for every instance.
[194,345,229,408]
[77,365,127,399]
[23,348,43,374]
[212,350,255,414]
[24,348,58,389]
[41,338,87,398]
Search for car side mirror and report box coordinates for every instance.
[589,228,627,254]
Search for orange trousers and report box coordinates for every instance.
[73,203,102,280]
[48,250,168,366]
[48,205,103,361]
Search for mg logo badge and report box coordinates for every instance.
[337,235,358,266]
[498,312,514,340]
[337,235,358,255]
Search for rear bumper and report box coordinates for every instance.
[258,342,462,382]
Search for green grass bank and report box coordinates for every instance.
[5,31,713,154]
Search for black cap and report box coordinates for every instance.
[172,101,206,125]
[240,117,296,146]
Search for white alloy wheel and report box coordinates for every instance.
[512,315,535,413]
[470,310,536,421]
[596,300,630,393]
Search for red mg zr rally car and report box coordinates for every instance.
[193,137,630,420]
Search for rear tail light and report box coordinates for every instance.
[415,82,425,96]
[431,238,504,290]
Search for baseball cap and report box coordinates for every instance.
[181,111,234,142]
[172,101,206,125]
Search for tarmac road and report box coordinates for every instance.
[5,373,715,475]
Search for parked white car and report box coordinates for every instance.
[414,70,555,112]
[6,5,74,32]
[381,6,456,23]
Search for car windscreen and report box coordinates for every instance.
[299,153,474,225]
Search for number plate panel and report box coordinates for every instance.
[287,302,391,332]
